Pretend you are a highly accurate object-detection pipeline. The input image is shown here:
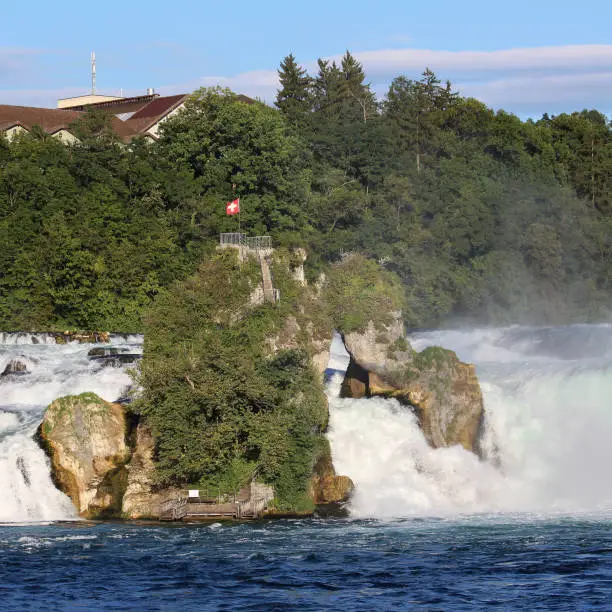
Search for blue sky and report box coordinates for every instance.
[2,0,611,117]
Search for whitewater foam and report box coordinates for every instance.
[0,334,142,522]
[327,325,612,518]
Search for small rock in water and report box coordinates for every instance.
[115,385,134,404]
[88,347,140,368]
[87,347,120,358]
[1,359,29,377]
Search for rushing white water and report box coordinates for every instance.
[4,326,612,522]
[327,325,612,518]
[0,335,142,523]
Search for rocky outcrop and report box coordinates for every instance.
[1,359,29,377]
[342,316,410,375]
[309,448,354,504]
[366,352,483,453]
[53,331,110,344]
[267,315,333,376]
[88,347,141,368]
[341,315,484,454]
[38,393,131,518]
[122,422,175,519]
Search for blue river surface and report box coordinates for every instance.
[1,516,611,611]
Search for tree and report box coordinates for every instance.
[157,87,311,235]
[275,53,311,131]
[340,51,377,123]
[384,69,458,174]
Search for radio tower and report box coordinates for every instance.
[90,52,96,95]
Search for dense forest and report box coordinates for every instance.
[1,51,611,331]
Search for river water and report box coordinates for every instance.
[1,327,611,609]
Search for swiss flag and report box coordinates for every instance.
[226,198,240,215]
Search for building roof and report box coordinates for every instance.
[124,94,189,133]
[0,120,26,131]
[60,93,159,115]
[0,104,140,142]
[57,94,123,109]
[2,92,257,143]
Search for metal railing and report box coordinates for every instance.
[220,232,246,247]
[219,233,271,250]
[246,235,272,250]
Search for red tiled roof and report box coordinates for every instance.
[125,94,189,133]
[0,120,26,131]
[0,104,139,142]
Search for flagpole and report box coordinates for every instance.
[238,197,241,235]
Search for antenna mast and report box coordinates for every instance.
[90,52,96,95]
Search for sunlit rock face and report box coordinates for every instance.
[341,313,483,454]
[122,422,179,519]
[38,393,131,518]
[308,448,354,504]
[342,316,409,376]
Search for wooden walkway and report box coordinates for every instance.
[159,486,271,521]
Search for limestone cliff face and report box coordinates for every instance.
[341,315,483,454]
[38,393,131,517]
[308,448,354,504]
[342,316,410,375]
[121,422,175,519]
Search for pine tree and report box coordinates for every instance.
[275,54,311,131]
[340,51,377,123]
[311,58,343,119]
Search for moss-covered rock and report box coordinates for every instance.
[366,351,484,453]
[340,312,484,454]
[38,393,131,518]
[121,422,175,519]
[308,445,354,504]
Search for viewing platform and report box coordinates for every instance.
[219,232,272,254]
[159,483,274,521]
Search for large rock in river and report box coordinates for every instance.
[38,393,131,518]
[341,316,483,454]
[309,447,354,504]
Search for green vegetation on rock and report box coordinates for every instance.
[325,255,405,333]
[133,249,329,510]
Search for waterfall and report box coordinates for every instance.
[0,334,142,523]
[326,325,612,517]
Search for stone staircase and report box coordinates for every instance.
[258,252,278,303]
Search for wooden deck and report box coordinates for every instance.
[159,485,272,521]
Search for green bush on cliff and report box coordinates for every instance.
[133,249,328,510]
[325,255,405,333]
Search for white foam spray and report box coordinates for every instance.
[327,325,612,517]
[0,335,140,522]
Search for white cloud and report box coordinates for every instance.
[156,70,280,104]
[2,45,611,117]
[351,45,612,116]
[458,71,612,114]
[0,86,85,109]
[350,45,612,77]
[172,45,612,116]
